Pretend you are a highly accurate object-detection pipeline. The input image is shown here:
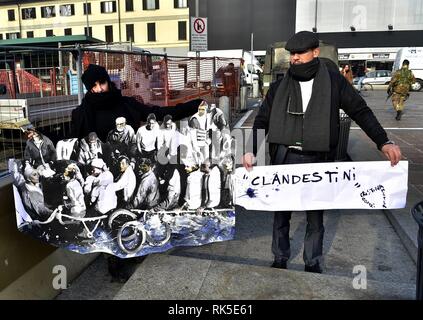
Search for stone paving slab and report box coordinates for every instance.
[348,129,422,264]
[115,254,415,300]
[171,207,416,285]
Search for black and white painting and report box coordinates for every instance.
[10,104,235,258]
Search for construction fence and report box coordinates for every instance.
[0,45,243,175]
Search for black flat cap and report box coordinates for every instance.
[81,64,111,91]
[285,31,319,53]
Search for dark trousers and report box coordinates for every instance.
[271,145,327,266]
[272,210,324,266]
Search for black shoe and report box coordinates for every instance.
[304,263,322,274]
[107,256,130,281]
[395,110,402,121]
[271,260,287,269]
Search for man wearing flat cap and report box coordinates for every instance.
[242,31,402,273]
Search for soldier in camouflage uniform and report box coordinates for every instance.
[388,59,415,120]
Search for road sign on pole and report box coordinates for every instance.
[190,17,208,52]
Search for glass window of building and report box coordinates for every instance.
[178,21,187,40]
[59,4,75,16]
[6,32,20,39]
[105,25,113,42]
[64,28,72,36]
[26,31,34,38]
[46,30,54,37]
[0,34,3,40]
[126,0,134,11]
[84,27,93,37]
[41,6,56,18]
[22,8,36,20]
[147,23,156,41]
[174,0,187,8]
[83,2,92,15]
[8,9,15,21]
[101,1,117,13]
[126,24,134,41]
[143,0,159,10]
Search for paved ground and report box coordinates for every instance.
[56,90,423,300]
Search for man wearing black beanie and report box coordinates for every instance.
[242,31,402,274]
[72,64,204,142]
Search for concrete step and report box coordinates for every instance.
[113,253,415,300]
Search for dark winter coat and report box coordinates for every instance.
[253,69,389,160]
[24,135,57,167]
[71,87,203,142]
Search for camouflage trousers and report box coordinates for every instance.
[391,93,407,112]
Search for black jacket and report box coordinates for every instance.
[71,90,202,142]
[24,135,57,167]
[253,70,388,160]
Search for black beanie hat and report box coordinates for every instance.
[81,64,111,91]
[285,31,319,53]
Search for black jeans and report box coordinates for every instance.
[271,145,327,266]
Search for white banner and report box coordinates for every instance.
[234,161,408,211]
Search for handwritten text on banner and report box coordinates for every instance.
[234,161,408,211]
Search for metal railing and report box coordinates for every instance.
[0,44,242,176]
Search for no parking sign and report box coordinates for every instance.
[190,17,208,51]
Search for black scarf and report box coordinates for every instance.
[268,58,332,151]
[76,88,124,141]
[289,57,320,81]
[84,89,122,110]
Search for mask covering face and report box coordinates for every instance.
[289,58,320,81]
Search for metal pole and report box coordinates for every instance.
[76,45,84,104]
[58,42,63,94]
[195,0,200,94]
[250,32,254,97]
[314,0,318,32]
[85,0,90,36]
[17,4,22,37]
[164,54,170,106]
[118,0,122,43]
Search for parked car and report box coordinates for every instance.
[353,70,392,86]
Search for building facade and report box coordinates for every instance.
[189,0,423,72]
[296,0,423,73]
[0,0,190,54]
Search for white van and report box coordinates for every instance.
[187,49,262,85]
[393,47,423,91]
